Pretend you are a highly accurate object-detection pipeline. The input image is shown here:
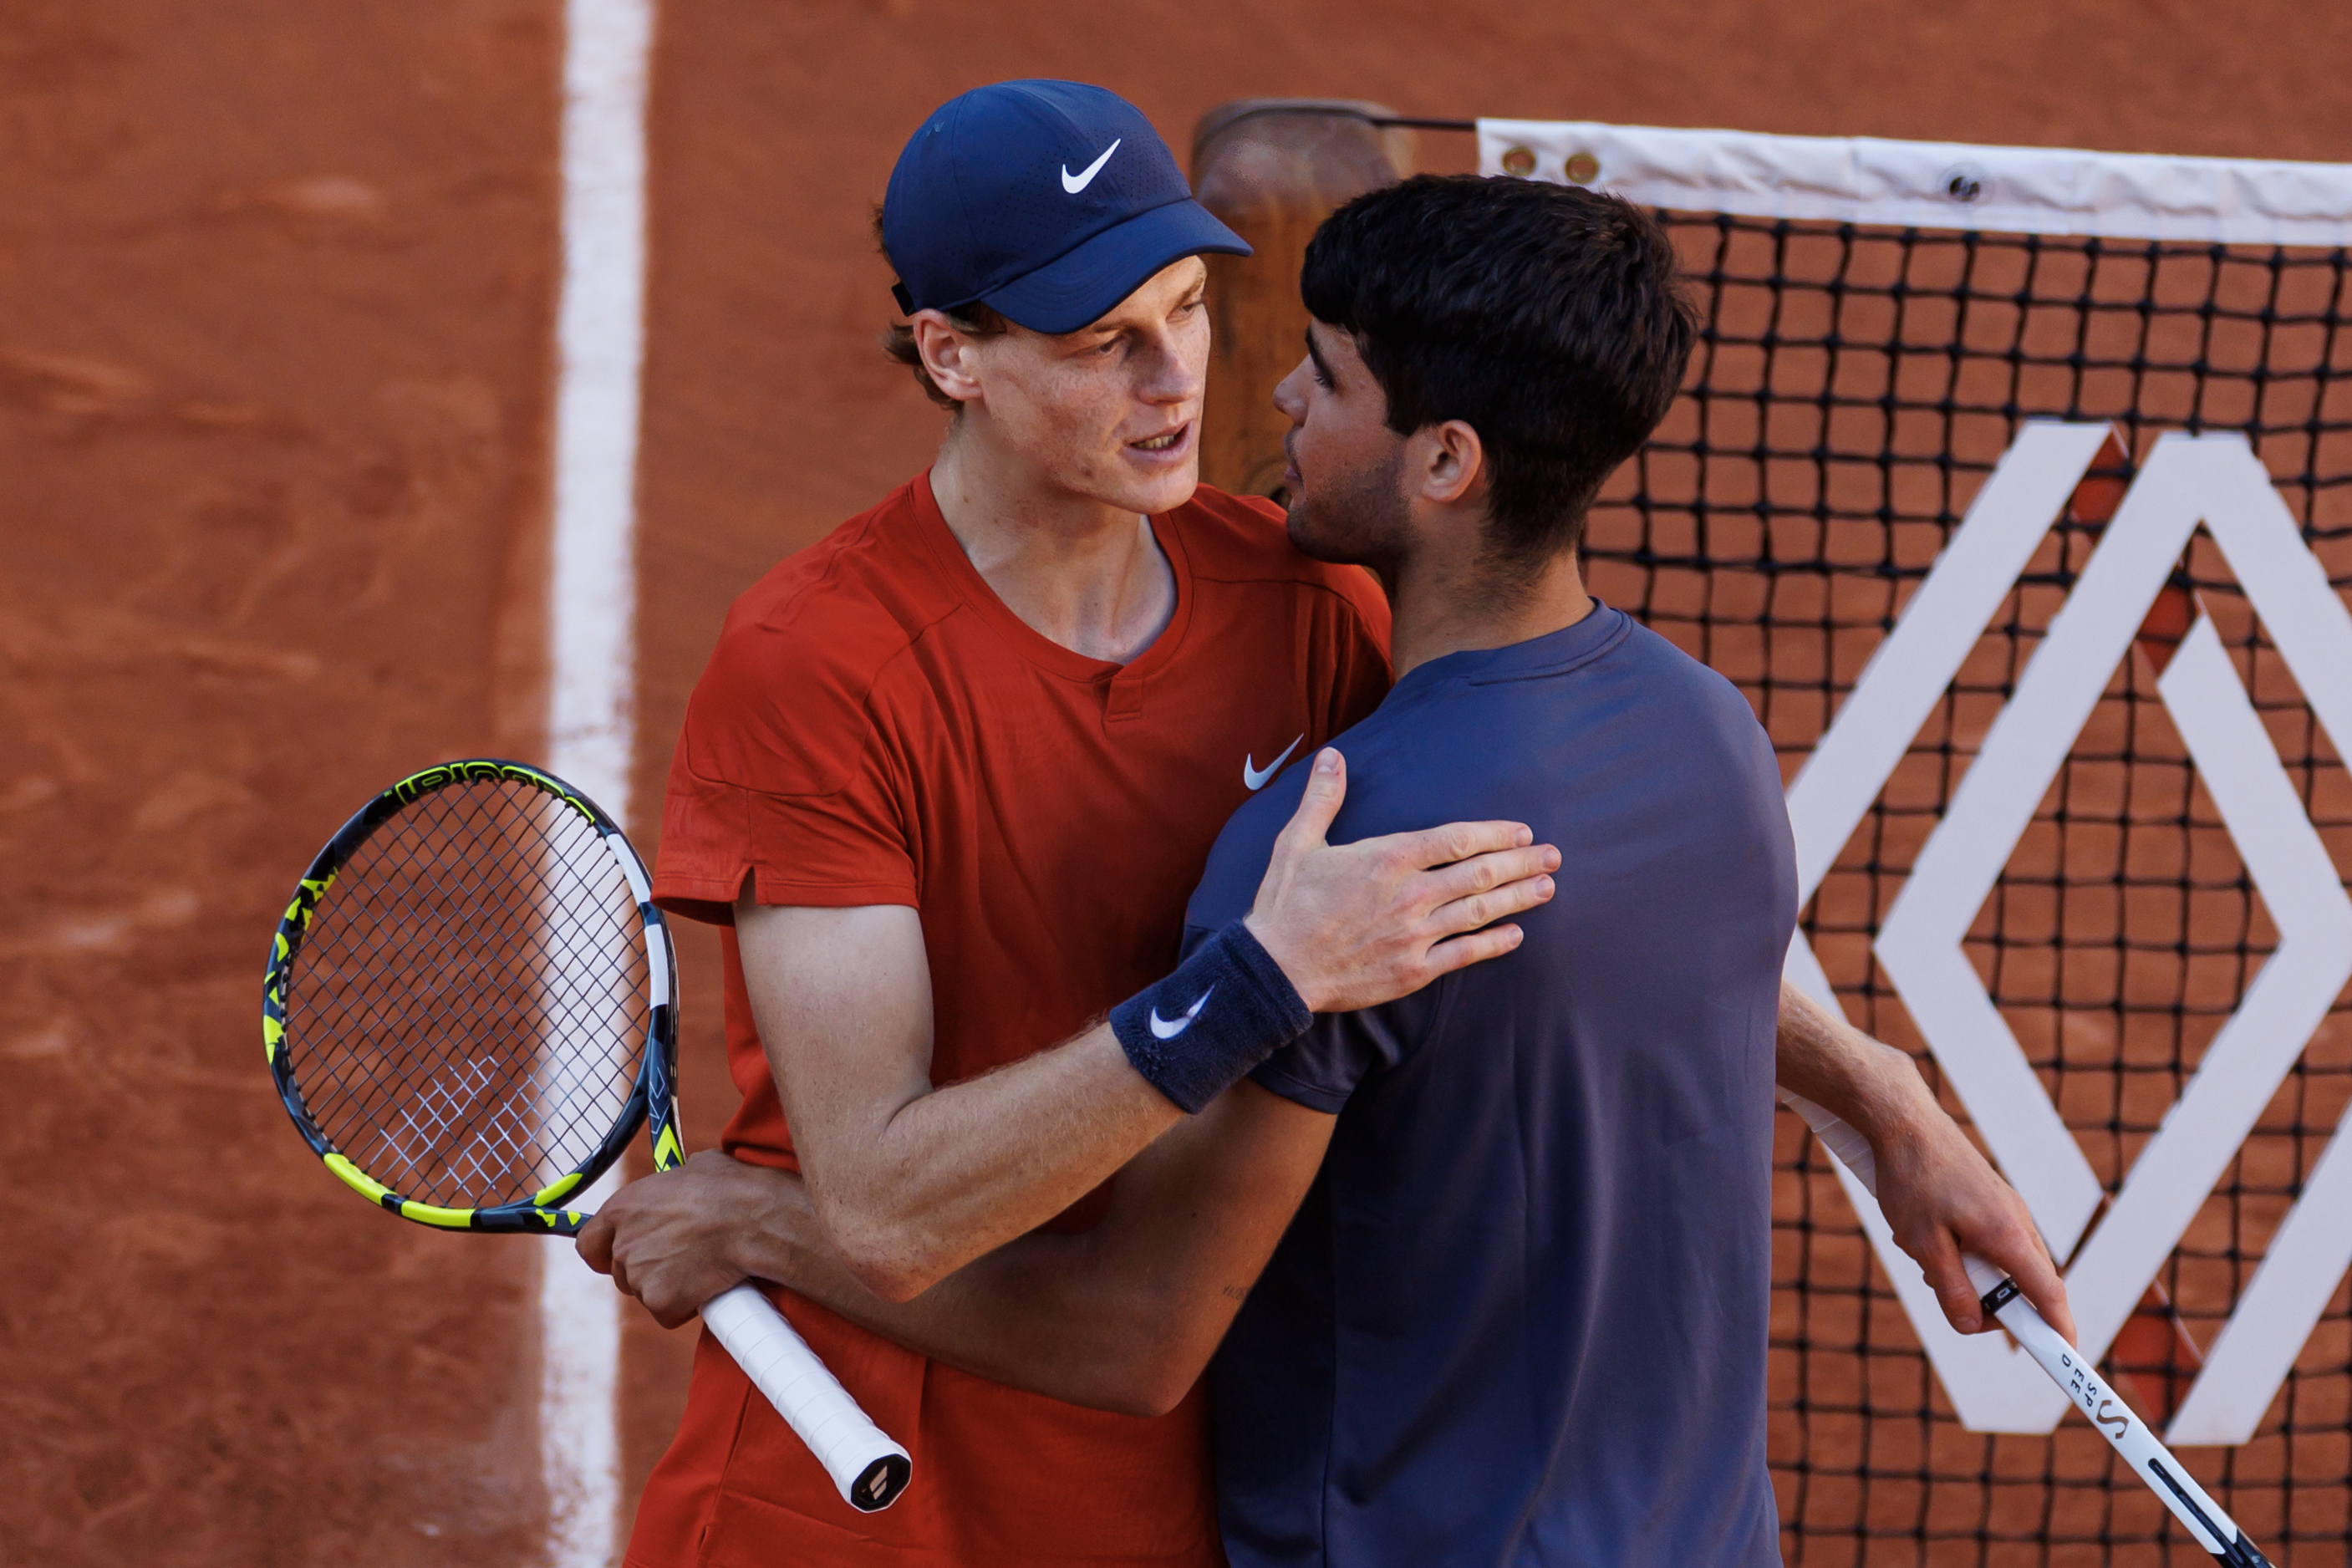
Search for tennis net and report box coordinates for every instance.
[1481,120,2352,1565]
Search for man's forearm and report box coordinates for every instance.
[1773,978,2075,1340]
[777,1016,1187,1303]
[1774,978,1939,1145]
[706,1082,1336,1417]
[736,1189,1180,1415]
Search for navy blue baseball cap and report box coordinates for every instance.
[882,80,1250,336]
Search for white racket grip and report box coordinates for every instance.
[698,1282,912,1513]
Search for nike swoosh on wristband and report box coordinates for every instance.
[1244,735,1305,792]
[1149,985,1213,1039]
[1061,140,1121,194]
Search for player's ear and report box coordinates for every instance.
[1417,419,1488,508]
[911,311,986,405]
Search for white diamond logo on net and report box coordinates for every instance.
[1782,423,2352,1442]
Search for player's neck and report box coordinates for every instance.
[1383,541,1594,680]
[929,422,1177,665]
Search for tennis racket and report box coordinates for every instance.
[262,757,912,1513]
[1779,1090,2271,1567]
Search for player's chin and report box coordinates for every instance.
[1282,496,1360,564]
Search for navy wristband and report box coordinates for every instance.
[1110,921,1314,1113]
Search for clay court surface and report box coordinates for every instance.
[8,2,2352,1562]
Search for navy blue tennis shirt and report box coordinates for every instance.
[1186,603,1798,1568]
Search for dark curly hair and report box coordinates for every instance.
[1301,175,1698,561]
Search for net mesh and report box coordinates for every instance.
[1590,211,2352,1564]
[281,777,649,1209]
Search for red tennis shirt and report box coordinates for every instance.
[628,473,1391,1568]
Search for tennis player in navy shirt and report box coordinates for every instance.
[584,167,2078,1568]
[1164,179,1794,1563]
[1193,597,1795,1565]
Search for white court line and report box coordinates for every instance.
[542,1,654,1565]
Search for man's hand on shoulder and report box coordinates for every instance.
[1245,747,1559,1013]
[711,750,1552,1306]
[577,1151,807,1329]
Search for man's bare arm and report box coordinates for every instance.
[584,976,2076,1403]
[739,901,1173,1303]
[1775,980,2075,1342]
[586,1083,1333,1417]
[746,748,1556,1301]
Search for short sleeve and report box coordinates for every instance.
[1250,1005,1420,1112]
[652,615,919,926]
[1173,913,1428,1113]
[1178,762,1436,1115]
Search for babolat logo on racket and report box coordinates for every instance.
[1785,424,2352,1446]
[388,759,596,822]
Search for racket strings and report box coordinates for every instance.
[306,792,639,1199]
[283,778,650,1209]
[298,821,576,1194]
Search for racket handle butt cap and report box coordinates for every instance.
[698,1281,913,1513]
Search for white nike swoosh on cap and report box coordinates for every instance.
[1061,139,1121,194]
[1244,735,1305,792]
[1149,985,1213,1040]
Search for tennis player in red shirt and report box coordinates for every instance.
[608,81,1561,1568]
[588,81,2069,1567]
